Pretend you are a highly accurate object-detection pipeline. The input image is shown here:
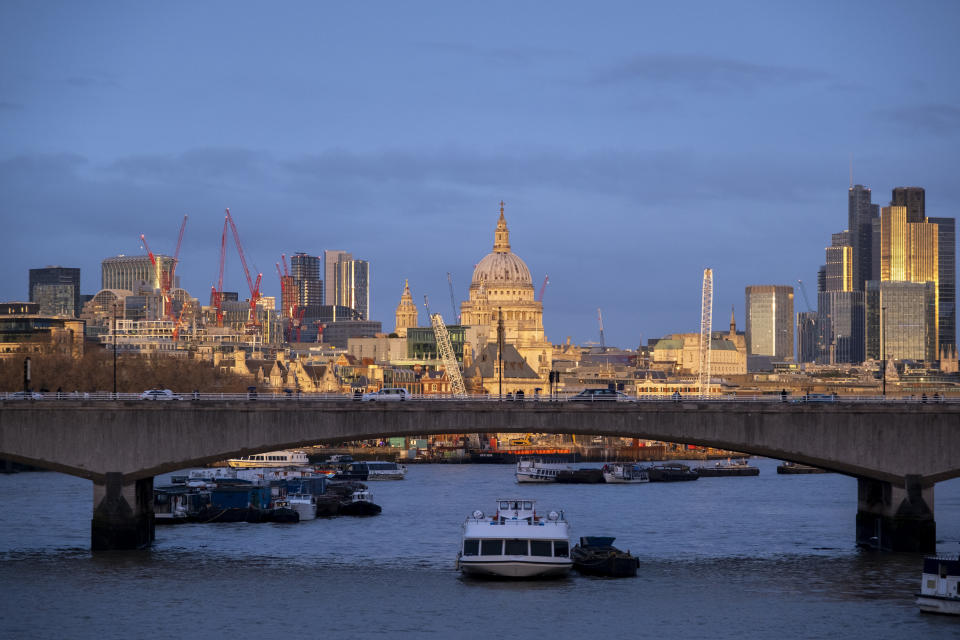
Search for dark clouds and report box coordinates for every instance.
[880,103,960,135]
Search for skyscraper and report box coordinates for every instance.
[928,217,956,353]
[824,232,853,292]
[290,252,323,307]
[866,281,936,362]
[323,250,350,307]
[29,266,81,317]
[816,291,865,364]
[848,184,879,292]
[745,285,794,360]
[334,256,370,320]
[891,186,925,223]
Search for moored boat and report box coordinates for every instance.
[515,458,571,483]
[602,463,650,484]
[645,463,698,482]
[570,537,639,577]
[288,493,317,521]
[458,498,572,578]
[226,450,309,469]
[695,459,760,477]
[555,468,604,484]
[917,554,960,615]
[776,461,828,474]
[266,498,300,523]
[339,488,382,516]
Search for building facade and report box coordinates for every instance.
[290,252,323,307]
[928,217,956,353]
[745,285,794,360]
[394,280,418,337]
[29,267,81,318]
[102,255,175,293]
[866,280,936,362]
[816,291,865,364]
[333,256,370,320]
[848,184,879,292]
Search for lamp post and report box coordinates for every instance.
[497,307,504,399]
[881,306,887,398]
[112,303,118,398]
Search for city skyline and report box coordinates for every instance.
[1,2,958,346]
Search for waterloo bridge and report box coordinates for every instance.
[1,397,958,552]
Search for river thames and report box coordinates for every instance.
[1,458,958,639]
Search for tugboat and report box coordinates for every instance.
[570,537,639,577]
[458,499,572,578]
[602,463,650,484]
[266,498,300,523]
[339,488,382,516]
[645,463,698,482]
[287,493,318,521]
[917,554,960,615]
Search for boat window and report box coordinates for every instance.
[480,540,503,555]
[463,539,479,556]
[523,501,533,510]
[505,539,528,555]
[500,501,510,510]
[530,541,552,556]
[554,541,569,557]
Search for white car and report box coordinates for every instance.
[10,391,43,400]
[139,389,182,401]
[361,388,411,402]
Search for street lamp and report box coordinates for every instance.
[497,307,504,399]
[881,306,887,398]
[112,302,118,398]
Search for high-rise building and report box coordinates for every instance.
[323,250,350,307]
[101,255,175,293]
[290,253,323,307]
[745,285,794,360]
[928,217,956,353]
[825,232,853,292]
[796,311,819,363]
[848,184,879,292]
[891,186,925,223]
[29,266,81,317]
[866,281,936,362]
[816,291,865,364]
[334,256,370,320]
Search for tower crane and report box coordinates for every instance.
[698,268,714,398]
[446,272,459,324]
[424,295,466,397]
[224,208,262,331]
[538,275,549,303]
[139,214,188,336]
[797,279,814,313]
[211,215,229,327]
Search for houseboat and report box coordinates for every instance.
[602,463,650,484]
[917,554,960,615]
[515,458,571,483]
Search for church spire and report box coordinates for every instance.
[493,200,511,254]
[729,305,736,335]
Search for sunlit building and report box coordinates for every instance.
[101,254,175,293]
[745,285,794,361]
[865,281,936,362]
[29,266,81,318]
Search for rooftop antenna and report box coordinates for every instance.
[849,153,853,188]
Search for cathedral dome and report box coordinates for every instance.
[470,203,533,289]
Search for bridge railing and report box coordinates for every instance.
[1,391,958,404]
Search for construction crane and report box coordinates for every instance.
[425,295,466,397]
[698,268,714,398]
[797,279,814,313]
[139,214,188,331]
[224,209,262,331]
[597,308,606,353]
[211,215,229,327]
[538,275,549,303]
[446,272,459,324]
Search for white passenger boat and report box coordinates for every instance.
[288,493,317,521]
[458,499,572,578]
[602,463,650,484]
[365,461,408,480]
[917,554,960,615]
[515,458,571,483]
[226,450,310,468]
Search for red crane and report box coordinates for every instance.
[224,208,262,330]
[538,274,550,303]
[210,215,229,327]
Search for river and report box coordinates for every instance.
[1,459,958,639]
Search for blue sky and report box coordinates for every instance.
[2,1,958,346]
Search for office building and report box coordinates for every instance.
[745,285,794,360]
[865,281,936,362]
[796,311,819,363]
[824,232,853,292]
[928,217,956,352]
[891,186,925,223]
[290,252,323,308]
[848,184,879,292]
[29,266,81,318]
[323,250,350,307]
[102,255,175,293]
[816,291,865,364]
[333,255,370,320]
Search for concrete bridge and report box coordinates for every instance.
[1,399,958,552]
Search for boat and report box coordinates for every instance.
[694,458,760,477]
[458,498,572,578]
[645,463,699,482]
[339,488,382,516]
[266,498,300,523]
[570,536,639,577]
[917,554,960,615]
[226,450,309,469]
[338,460,408,481]
[602,463,650,484]
[555,468,604,484]
[287,493,317,521]
[776,462,828,474]
[515,458,571,483]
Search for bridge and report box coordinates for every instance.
[1,398,958,552]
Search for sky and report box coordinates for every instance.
[2,1,958,347]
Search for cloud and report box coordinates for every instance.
[880,103,960,135]
[591,53,828,93]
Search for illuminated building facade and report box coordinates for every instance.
[745,285,794,360]
[101,255,175,293]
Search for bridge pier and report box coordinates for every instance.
[856,475,935,552]
[91,473,155,551]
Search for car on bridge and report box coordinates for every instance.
[139,389,182,401]
[569,388,631,402]
[361,388,411,402]
[9,391,43,400]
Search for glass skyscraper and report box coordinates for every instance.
[745,285,794,360]
[290,252,323,307]
[29,266,81,317]
[866,281,936,362]
[848,184,879,292]
[816,291,865,364]
[928,217,956,354]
